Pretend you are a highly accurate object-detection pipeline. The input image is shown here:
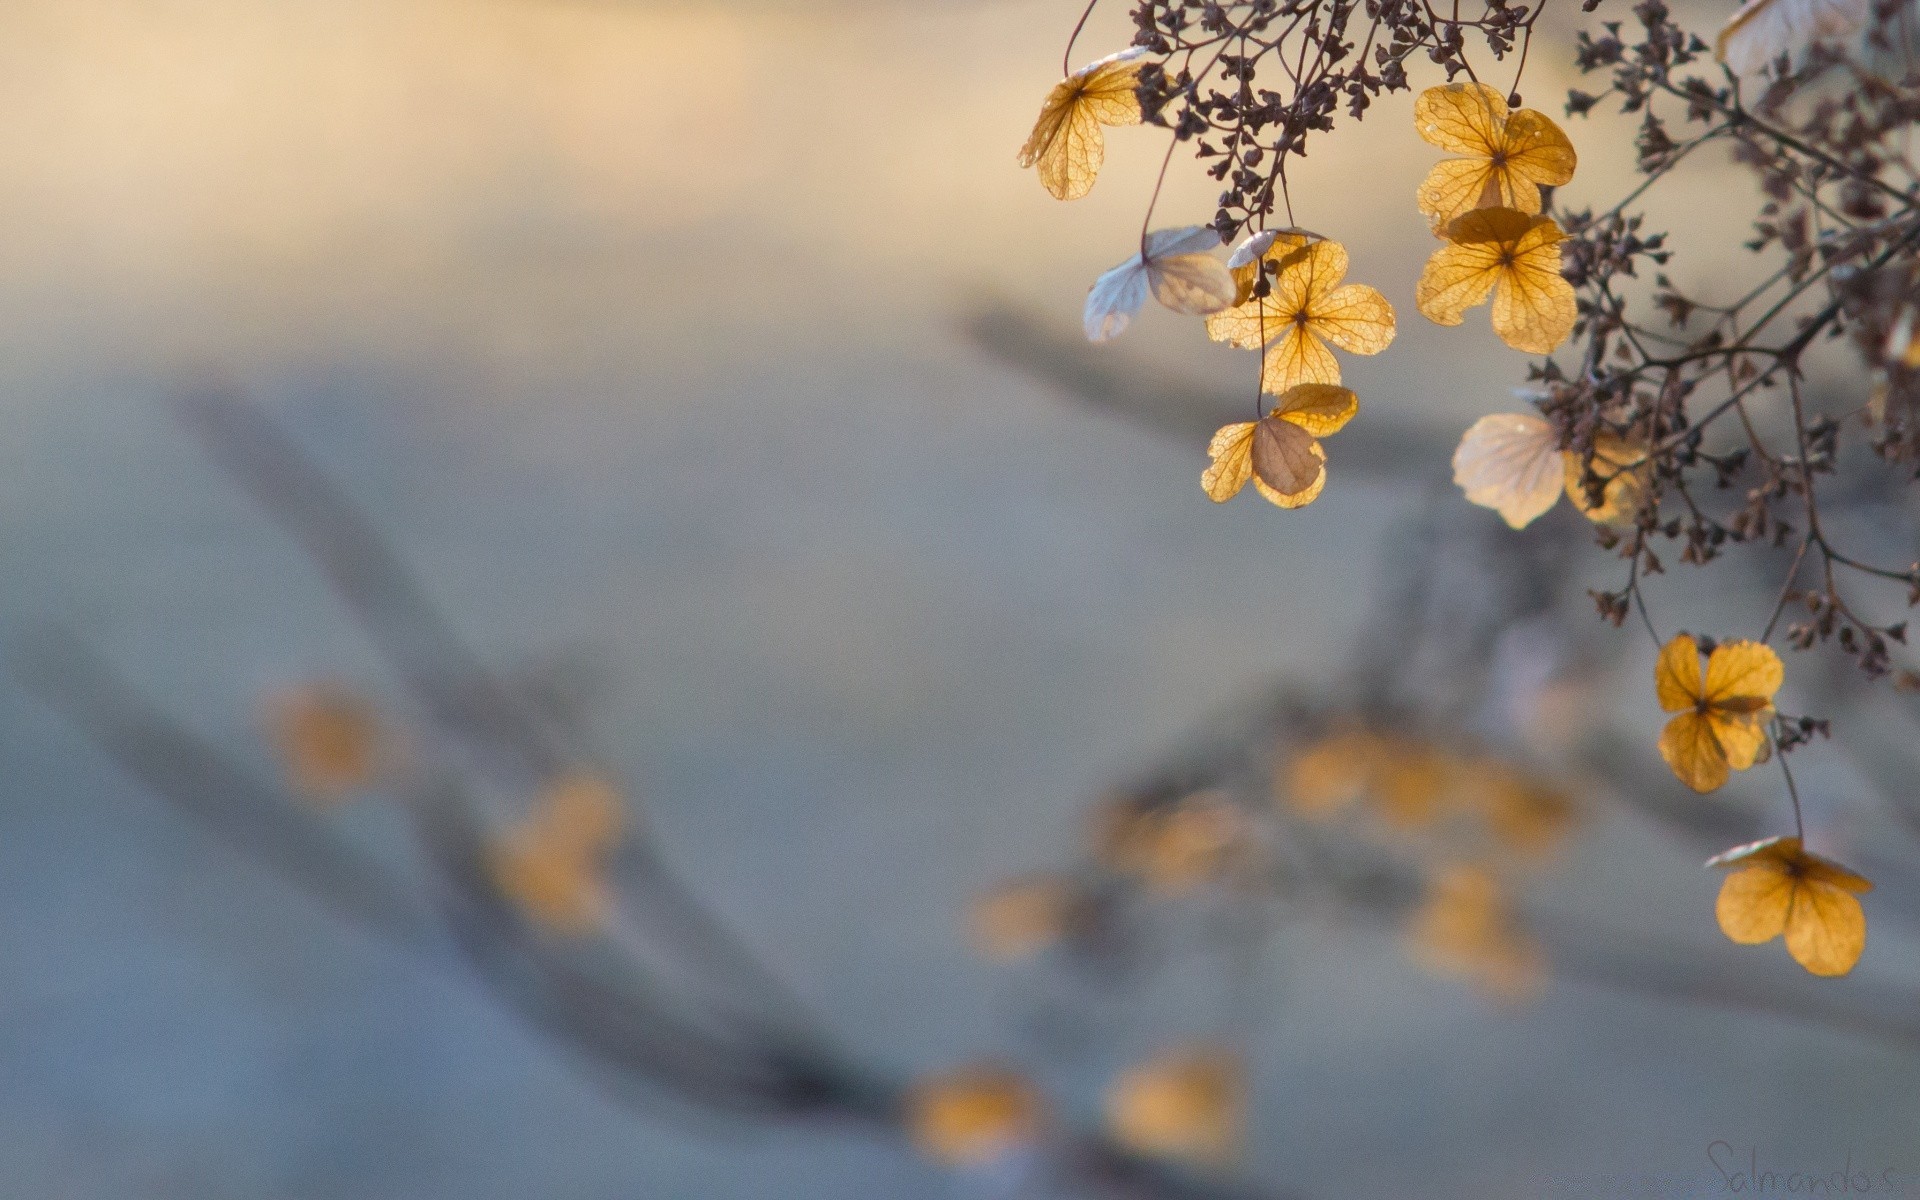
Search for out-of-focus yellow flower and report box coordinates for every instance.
[263,682,384,803]
[1407,864,1546,1003]
[1472,761,1580,859]
[486,772,626,936]
[1279,731,1454,829]
[1106,1045,1245,1166]
[1018,47,1149,201]
[1709,836,1872,977]
[1089,791,1245,895]
[1372,743,1454,829]
[908,1064,1044,1166]
[1413,82,1576,229]
[1563,432,1650,527]
[1279,728,1387,817]
[969,876,1078,962]
[1417,208,1576,354]
[1654,635,1782,793]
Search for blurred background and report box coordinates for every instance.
[2,0,1917,1197]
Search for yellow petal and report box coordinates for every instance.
[1659,710,1729,792]
[1783,879,1867,976]
[1374,746,1452,828]
[1803,854,1875,894]
[1281,731,1380,816]
[1715,862,1794,943]
[908,1066,1044,1166]
[1654,634,1704,712]
[1205,294,1286,350]
[1452,412,1564,528]
[1202,422,1256,502]
[1259,324,1341,393]
[264,683,383,802]
[1707,710,1771,772]
[1503,109,1578,189]
[1490,244,1577,354]
[1417,157,1504,229]
[1562,441,1648,527]
[1415,238,1503,327]
[1703,639,1785,706]
[1017,49,1147,201]
[1413,82,1509,156]
[1106,1046,1244,1165]
[1271,383,1358,436]
[1251,415,1325,498]
[1272,239,1348,311]
[1310,283,1397,355]
[969,877,1075,962]
[537,773,626,856]
[1251,461,1326,508]
[486,837,610,935]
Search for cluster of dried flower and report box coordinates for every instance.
[1023,0,1913,977]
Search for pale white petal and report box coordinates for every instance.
[1085,255,1151,342]
[1144,225,1222,258]
[1452,412,1564,529]
[1227,230,1278,269]
[1148,254,1237,315]
[1070,45,1152,80]
[1717,0,1870,74]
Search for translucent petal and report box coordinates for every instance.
[1715,863,1794,943]
[1271,383,1358,437]
[1259,324,1340,393]
[1783,880,1867,976]
[1415,239,1503,327]
[1452,412,1563,528]
[1201,422,1256,502]
[1145,224,1223,258]
[1017,48,1148,200]
[1310,283,1396,354]
[1717,0,1870,75]
[1417,157,1504,229]
[1491,257,1577,354]
[1659,710,1729,792]
[1149,253,1238,315]
[1412,82,1509,156]
[1654,634,1705,712]
[1503,109,1578,188]
[1703,639,1785,706]
[1084,256,1150,342]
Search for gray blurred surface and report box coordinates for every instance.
[1,1,1916,1197]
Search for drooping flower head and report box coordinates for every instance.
[1018,47,1150,201]
[1708,835,1872,976]
[1417,208,1577,354]
[1206,237,1396,392]
[1105,1045,1245,1165]
[1654,634,1783,793]
[1413,82,1577,230]
[1084,225,1237,342]
[1202,383,1358,509]
[263,682,385,803]
[908,1065,1044,1166]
